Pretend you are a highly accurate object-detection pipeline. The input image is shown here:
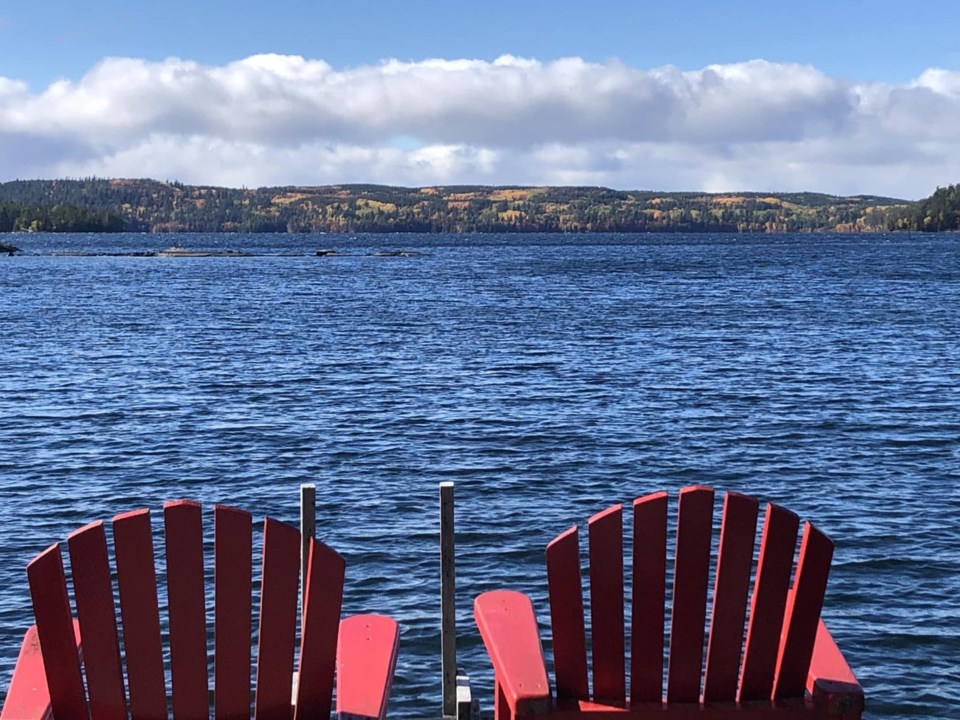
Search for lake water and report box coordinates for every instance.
[1,232,958,719]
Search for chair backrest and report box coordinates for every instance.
[545,486,833,706]
[24,500,346,720]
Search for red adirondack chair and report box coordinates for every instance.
[1,500,400,720]
[475,487,863,720]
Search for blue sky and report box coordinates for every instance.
[2,0,959,196]
[3,0,959,88]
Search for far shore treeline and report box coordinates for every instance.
[1,178,959,234]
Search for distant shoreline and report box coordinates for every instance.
[3,178,959,233]
[4,178,942,234]
[6,227,960,240]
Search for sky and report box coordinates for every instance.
[1,0,959,198]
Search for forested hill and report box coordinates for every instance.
[0,178,919,233]
[890,184,960,231]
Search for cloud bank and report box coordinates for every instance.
[2,54,959,198]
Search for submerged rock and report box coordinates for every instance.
[158,246,251,257]
[373,249,426,257]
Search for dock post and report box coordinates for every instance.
[300,483,316,607]
[440,482,457,718]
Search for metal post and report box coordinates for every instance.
[440,482,457,718]
[300,483,316,608]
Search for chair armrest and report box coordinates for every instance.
[474,590,552,715]
[336,614,399,720]
[807,620,864,717]
[1,626,54,720]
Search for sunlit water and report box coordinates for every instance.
[1,233,958,719]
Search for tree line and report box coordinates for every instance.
[0,177,948,234]
[0,199,125,233]
[889,184,960,231]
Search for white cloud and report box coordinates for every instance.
[48,135,505,189]
[2,54,960,197]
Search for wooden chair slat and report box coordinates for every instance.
[702,492,759,703]
[588,505,625,702]
[475,590,552,716]
[214,505,253,720]
[26,544,88,720]
[773,522,834,700]
[253,517,301,720]
[546,526,589,701]
[164,500,209,720]
[113,509,168,720]
[336,614,400,720]
[293,537,345,720]
[629,491,667,704]
[666,486,714,704]
[738,503,799,703]
[67,522,127,720]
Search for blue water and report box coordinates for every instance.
[1,232,958,719]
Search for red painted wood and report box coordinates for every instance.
[26,545,87,720]
[808,621,858,687]
[164,501,209,720]
[666,486,715,704]
[113,509,168,720]
[808,621,864,717]
[67,521,127,720]
[630,491,667,704]
[738,503,799,703]
[546,526,589,700]
[588,504,625,702]
[214,505,253,720]
[773,522,833,700]
[293,538,345,720]
[1,626,55,720]
[253,517,301,720]
[336,614,400,720]
[518,700,824,719]
[494,679,512,720]
[474,590,552,716]
[703,492,759,703]
[471,493,859,719]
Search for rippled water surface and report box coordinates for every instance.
[1,233,958,719]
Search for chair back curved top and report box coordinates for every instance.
[474,486,863,719]
[1,500,399,720]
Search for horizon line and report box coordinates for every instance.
[0,177,918,203]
